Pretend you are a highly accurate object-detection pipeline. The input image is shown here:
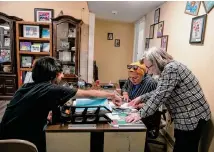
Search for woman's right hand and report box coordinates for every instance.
[123,93,129,102]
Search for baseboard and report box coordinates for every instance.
[160,129,174,148]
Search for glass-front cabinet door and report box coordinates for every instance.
[52,15,82,84]
[0,19,11,73]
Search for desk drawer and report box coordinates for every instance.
[5,78,15,85]
[5,85,16,95]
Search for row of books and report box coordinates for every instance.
[20,42,50,52]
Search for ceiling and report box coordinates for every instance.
[88,1,165,23]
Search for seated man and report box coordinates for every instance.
[0,56,122,152]
[122,60,157,108]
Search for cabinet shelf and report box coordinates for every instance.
[19,51,50,55]
[61,61,75,65]
[19,37,50,41]
[20,68,32,71]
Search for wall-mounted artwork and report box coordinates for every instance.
[115,39,120,47]
[189,14,207,44]
[203,1,214,13]
[184,1,201,16]
[161,35,168,52]
[157,21,164,38]
[107,33,113,40]
[145,38,150,50]
[34,8,54,22]
[149,24,154,39]
[154,8,160,24]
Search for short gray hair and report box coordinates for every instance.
[142,47,173,72]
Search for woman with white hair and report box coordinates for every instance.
[126,47,211,152]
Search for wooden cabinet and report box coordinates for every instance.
[52,15,83,84]
[0,74,16,99]
[0,12,22,99]
[16,21,53,87]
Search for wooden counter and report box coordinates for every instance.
[45,123,147,152]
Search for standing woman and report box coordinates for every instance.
[127,47,211,152]
[122,61,157,105]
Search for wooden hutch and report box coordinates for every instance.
[0,12,22,99]
[52,15,83,85]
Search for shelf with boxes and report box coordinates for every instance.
[16,21,53,87]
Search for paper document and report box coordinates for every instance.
[73,98,112,112]
[105,113,120,120]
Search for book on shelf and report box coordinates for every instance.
[41,28,50,38]
[20,42,31,51]
[31,43,41,52]
[21,56,33,67]
[22,71,33,84]
[42,43,50,52]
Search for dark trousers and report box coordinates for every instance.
[173,119,207,152]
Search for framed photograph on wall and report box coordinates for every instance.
[154,8,160,24]
[149,24,155,39]
[184,1,201,16]
[157,21,164,38]
[161,35,168,52]
[145,38,150,50]
[189,14,207,44]
[34,8,54,22]
[115,39,120,47]
[203,1,214,13]
[107,33,113,40]
[23,25,40,38]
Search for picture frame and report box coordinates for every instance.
[21,56,33,68]
[157,21,164,38]
[34,8,54,22]
[161,35,169,52]
[189,14,207,44]
[115,39,120,47]
[154,8,160,24]
[145,38,150,50]
[41,28,50,38]
[31,44,41,52]
[149,24,155,39]
[184,1,201,16]
[203,1,214,13]
[23,25,40,38]
[0,49,11,63]
[107,33,113,40]
[20,42,31,51]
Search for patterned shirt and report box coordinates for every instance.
[139,60,211,131]
[122,74,157,100]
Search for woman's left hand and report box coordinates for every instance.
[125,113,141,123]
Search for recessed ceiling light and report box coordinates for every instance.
[112,10,118,15]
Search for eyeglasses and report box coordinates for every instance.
[146,64,153,70]
[127,65,141,70]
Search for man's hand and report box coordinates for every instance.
[125,113,141,123]
[128,96,142,108]
[112,93,122,107]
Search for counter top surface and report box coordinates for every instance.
[45,123,147,132]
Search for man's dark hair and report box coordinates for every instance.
[32,56,62,83]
